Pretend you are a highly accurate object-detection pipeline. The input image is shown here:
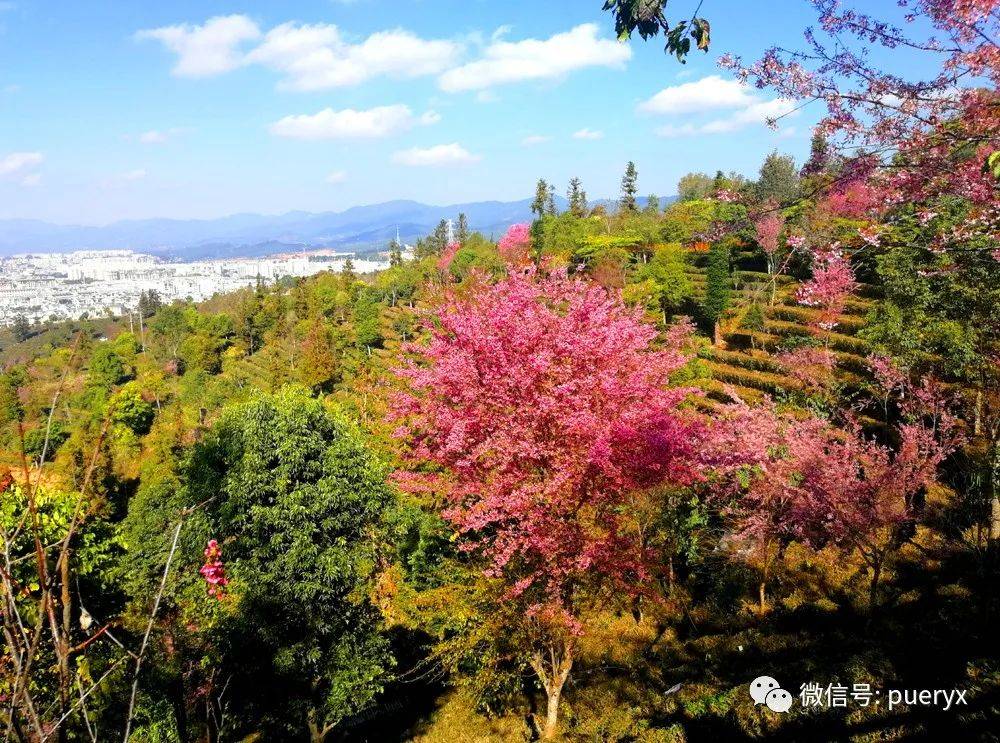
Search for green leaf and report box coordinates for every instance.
[983,150,1000,180]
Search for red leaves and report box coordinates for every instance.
[391,266,701,623]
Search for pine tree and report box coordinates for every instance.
[341,258,356,287]
[432,219,449,252]
[546,184,557,215]
[137,289,162,318]
[457,213,469,245]
[645,194,660,214]
[567,177,588,217]
[620,161,638,212]
[531,179,549,218]
[388,239,403,268]
[11,314,30,342]
[801,131,831,177]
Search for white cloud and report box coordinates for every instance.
[120,169,148,181]
[521,134,550,146]
[392,143,480,167]
[572,128,604,140]
[655,99,798,137]
[270,104,438,140]
[0,151,43,177]
[642,76,800,138]
[244,22,462,91]
[438,23,630,92]
[138,127,188,144]
[21,173,41,187]
[701,98,798,133]
[325,170,348,184]
[136,15,261,78]
[637,75,757,115]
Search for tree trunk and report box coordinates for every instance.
[542,686,562,740]
[307,710,325,743]
[868,558,883,612]
[989,440,1000,541]
[530,639,573,741]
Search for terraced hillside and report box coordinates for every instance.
[685,249,879,408]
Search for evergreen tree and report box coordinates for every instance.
[531,179,549,218]
[567,177,588,217]
[11,314,30,342]
[137,289,162,318]
[645,194,660,214]
[801,130,831,177]
[457,212,469,245]
[340,257,356,286]
[432,219,450,252]
[703,241,732,333]
[388,238,403,268]
[546,183,557,215]
[620,161,639,212]
[755,151,800,204]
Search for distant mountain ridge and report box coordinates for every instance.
[0,196,649,259]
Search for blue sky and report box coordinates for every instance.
[0,1,933,224]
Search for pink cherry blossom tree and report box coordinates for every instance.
[497,223,533,265]
[754,210,785,277]
[795,246,858,331]
[391,266,705,738]
[721,0,999,262]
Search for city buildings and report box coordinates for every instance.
[0,248,404,326]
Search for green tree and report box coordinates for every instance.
[354,289,383,352]
[198,387,394,741]
[567,177,588,217]
[137,289,163,318]
[620,161,639,212]
[636,243,693,320]
[644,194,661,214]
[111,381,155,435]
[88,343,133,389]
[340,257,356,286]
[11,313,31,342]
[755,151,800,204]
[150,304,191,363]
[703,241,732,334]
[801,130,832,177]
[531,178,550,218]
[388,238,404,268]
[677,171,714,201]
[299,318,338,390]
[457,212,469,245]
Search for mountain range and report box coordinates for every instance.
[0,196,635,260]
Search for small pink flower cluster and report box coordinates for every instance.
[199,539,228,598]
